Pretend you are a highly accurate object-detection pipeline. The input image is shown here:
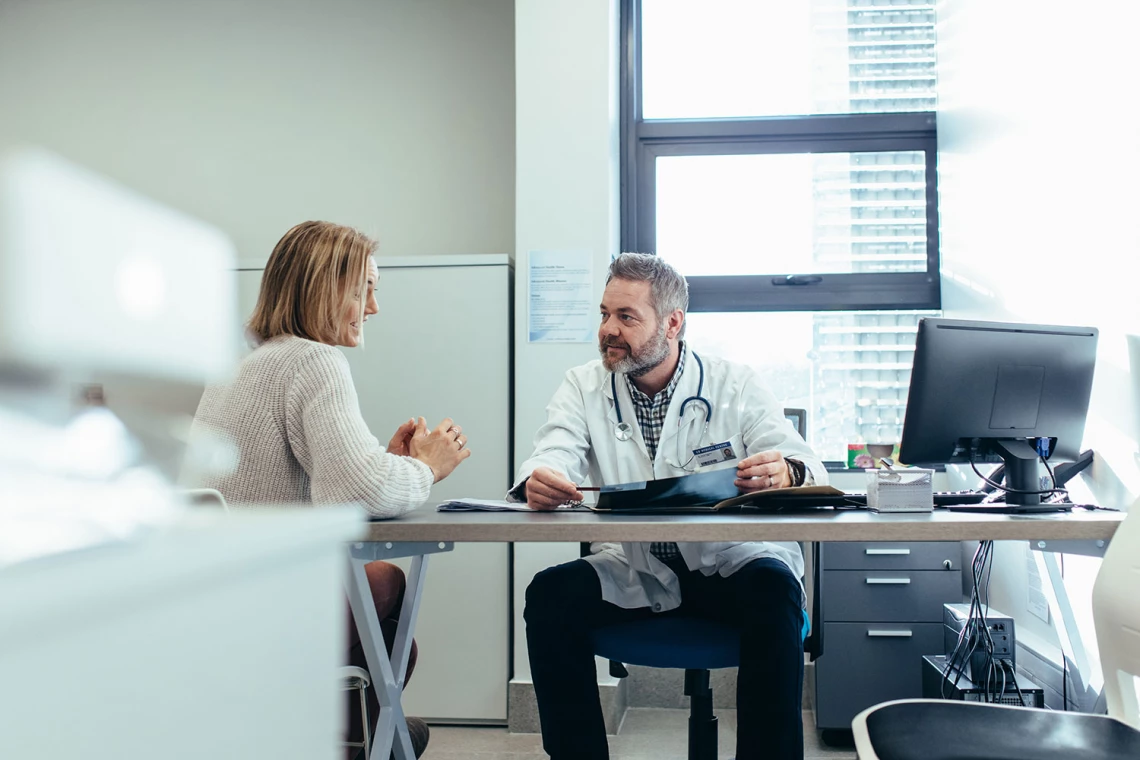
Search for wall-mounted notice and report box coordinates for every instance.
[528,250,594,343]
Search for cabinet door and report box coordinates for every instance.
[814,622,943,730]
[237,264,511,722]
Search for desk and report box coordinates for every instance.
[362,508,1123,544]
[350,507,1124,759]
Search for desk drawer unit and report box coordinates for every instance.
[814,541,962,731]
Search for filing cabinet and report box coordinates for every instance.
[814,541,962,732]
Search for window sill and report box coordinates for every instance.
[823,461,945,473]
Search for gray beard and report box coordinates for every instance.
[600,325,670,377]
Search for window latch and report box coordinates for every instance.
[772,275,823,287]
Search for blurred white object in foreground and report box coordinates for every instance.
[0,147,237,380]
[0,403,176,568]
[0,505,362,760]
[0,146,239,550]
[0,150,358,760]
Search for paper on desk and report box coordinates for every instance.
[437,498,587,512]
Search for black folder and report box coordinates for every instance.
[590,467,844,513]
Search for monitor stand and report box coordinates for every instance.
[988,439,1042,506]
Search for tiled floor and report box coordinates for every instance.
[422,708,856,759]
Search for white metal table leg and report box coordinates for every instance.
[1033,548,1104,712]
[344,541,452,760]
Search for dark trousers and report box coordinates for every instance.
[524,556,804,760]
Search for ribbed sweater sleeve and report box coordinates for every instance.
[284,345,433,518]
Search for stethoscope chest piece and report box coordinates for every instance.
[614,421,634,442]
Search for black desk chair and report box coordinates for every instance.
[850,507,1140,759]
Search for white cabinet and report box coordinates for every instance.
[237,255,512,722]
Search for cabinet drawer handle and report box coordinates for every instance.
[865,577,911,585]
[865,548,910,555]
[867,630,913,638]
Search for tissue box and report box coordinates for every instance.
[866,468,934,513]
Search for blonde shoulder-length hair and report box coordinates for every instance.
[248,221,377,345]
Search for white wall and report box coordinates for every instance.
[512,0,620,681]
[0,0,514,266]
[937,0,1140,654]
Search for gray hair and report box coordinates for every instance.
[606,252,689,336]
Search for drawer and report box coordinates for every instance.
[821,541,961,571]
[822,569,962,623]
[814,622,943,730]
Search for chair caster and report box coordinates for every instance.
[820,728,854,748]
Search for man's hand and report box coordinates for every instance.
[736,450,789,491]
[386,418,417,457]
[525,466,584,511]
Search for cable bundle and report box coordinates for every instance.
[941,540,1015,703]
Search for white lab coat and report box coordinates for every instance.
[512,344,828,612]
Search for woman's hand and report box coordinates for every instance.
[386,418,417,456]
[409,417,471,483]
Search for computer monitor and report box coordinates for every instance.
[899,318,1098,505]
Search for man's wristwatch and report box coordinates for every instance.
[784,458,806,487]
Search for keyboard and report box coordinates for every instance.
[932,490,988,506]
[939,502,1072,514]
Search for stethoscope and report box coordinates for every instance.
[611,352,714,469]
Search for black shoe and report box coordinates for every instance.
[389,716,430,759]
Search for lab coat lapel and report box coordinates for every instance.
[602,370,651,463]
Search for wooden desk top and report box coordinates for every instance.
[362,507,1125,544]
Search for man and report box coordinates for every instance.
[511,253,826,760]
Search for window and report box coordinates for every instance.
[622,0,941,461]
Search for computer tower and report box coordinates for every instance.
[943,603,1015,680]
[922,655,1044,708]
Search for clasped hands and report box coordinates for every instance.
[388,416,471,483]
[525,450,790,511]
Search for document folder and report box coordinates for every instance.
[590,467,844,513]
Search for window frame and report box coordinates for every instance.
[620,0,941,313]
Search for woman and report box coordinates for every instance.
[190,220,469,758]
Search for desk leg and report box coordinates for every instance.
[1032,550,1104,711]
[346,551,430,760]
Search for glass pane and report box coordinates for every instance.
[642,0,934,119]
[641,0,937,119]
[656,151,927,276]
[684,310,936,463]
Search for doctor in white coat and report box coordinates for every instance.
[514,253,826,760]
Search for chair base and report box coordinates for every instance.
[820,728,855,748]
[684,669,718,760]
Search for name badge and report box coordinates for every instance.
[692,441,738,468]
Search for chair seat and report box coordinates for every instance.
[338,665,371,687]
[857,699,1140,760]
[590,617,741,670]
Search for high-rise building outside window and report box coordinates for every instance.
[623,0,940,462]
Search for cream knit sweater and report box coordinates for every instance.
[190,334,433,517]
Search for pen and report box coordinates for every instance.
[578,487,601,492]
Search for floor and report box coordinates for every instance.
[421,708,856,759]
